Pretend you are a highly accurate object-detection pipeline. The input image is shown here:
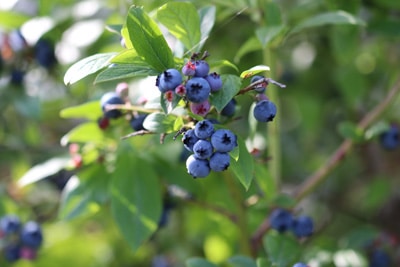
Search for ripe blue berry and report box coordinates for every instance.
[293,263,308,267]
[209,152,230,172]
[291,215,314,238]
[221,99,236,117]
[369,249,391,267]
[4,244,21,262]
[185,77,211,103]
[251,75,267,93]
[10,69,25,85]
[34,38,57,69]
[194,60,210,77]
[182,61,196,76]
[379,125,399,150]
[210,129,237,152]
[194,120,215,139]
[186,155,210,178]
[193,140,213,159]
[130,114,147,131]
[20,221,43,248]
[0,215,21,234]
[269,208,293,233]
[205,72,223,92]
[182,129,199,152]
[253,100,277,122]
[157,68,182,92]
[100,92,124,119]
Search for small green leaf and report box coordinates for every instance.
[227,255,257,267]
[234,37,262,63]
[0,11,30,29]
[263,2,282,26]
[143,112,179,133]
[365,121,390,140]
[256,25,286,48]
[105,24,123,35]
[338,121,364,142]
[209,60,239,73]
[64,53,117,85]
[240,65,270,79]
[263,231,301,267]
[198,6,216,50]
[60,101,102,121]
[125,6,175,72]
[256,258,272,267]
[60,122,106,145]
[254,164,277,201]
[209,74,241,112]
[157,2,201,51]
[230,136,254,190]
[110,49,139,64]
[186,257,219,267]
[290,10,366,35]
[94,63,158,84]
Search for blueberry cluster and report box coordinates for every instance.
[156,53,223,117]
[269,208,314,238]
[0,215,43,262]
[182,119,237,178]
[250,75,277,122]
[379,124,399,150]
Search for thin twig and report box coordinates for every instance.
[236,78,286,96]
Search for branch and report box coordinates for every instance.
[236,78,286,96]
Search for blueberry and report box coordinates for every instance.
[193,140,213,159]
[4,244,21,262]
[34,38,57,69]
[250,75,267,93]
[182,61,196,76]
[182,129,199,152]
[209,152,230,172]
[190,100,211,117]
[10,69,25,85]
[194,60,210,77]
[205,72,223,92]
[20,221,43,248]
[0,215,21,234]
[379,125,399,150]
[100,92,124,119]
[291,215,314,238]
[369,249,391,267]
[221,99,236,117]
[253,100,277,122]
[97,116,110,130]
[293,263,308,267]
[269,208,293,233]
[130,114,147,131]
[186,155,210,178]
[157,68,182,92]
[194,120,214,139]
[185,77,211,103]
[210,129,237,153]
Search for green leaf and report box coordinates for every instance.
[337,121,364,142]
[18,157,70,187]
[125,6,175,72]
[255,25,286,48]
[365,121,390,140]
[254,164,277,201]
[263,231,301,267]
[0,11,30,29]
[64,53,116,85]
[256,258,272,267]
[157,2,201,51]
[111,144,162,251]
[263,2,282,26]
[227,255,257,267]
[110,49,139,64]
[143,112,179,133]
[234,37,262,63]
[230,136,254,190]
[105,24,123,35]
[60,101,102,121]
[209,60,239,73]
[290,10,366,35]
[240,65,270,79]
[209,74,241,112]
[60,122,106,145]
[198,6,216,50]
[186,257,219,267]
[94,63,158,84]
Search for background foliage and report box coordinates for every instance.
[1,0,400,266]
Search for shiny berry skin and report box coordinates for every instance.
[194,120,215,139]
[20,221,43,248]
[221,99,236,117]
[193,140,213,159]
[269,208,293,233]
[205,72,223,92]
[182,61,196,76]
[379,125,399,150]
[186,155,210,178]
[291,215,314,238]
[100,92,124,119]
[182,129,199,152]
[185,77,211,103]
[194,60,210,77]
[251,75,267,93]
[130,114,147,131]
[210,129,237,152]
[190,100,211,117]
[253,100,277,122]
[293,263,308,267]
[157,69,182,92]
[209,152,230,172]
[0,215,21,234]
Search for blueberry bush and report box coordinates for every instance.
[1,0,400,266]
